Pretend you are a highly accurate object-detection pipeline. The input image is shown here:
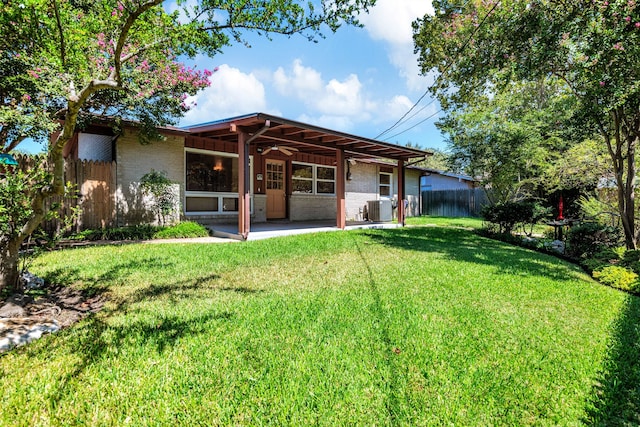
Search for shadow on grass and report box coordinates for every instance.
[585,294,640,425]
[353,237,402,426]
[41,256,262,309]
[362,227,584,283]
[41,256,175,292]
[47,309,234,408]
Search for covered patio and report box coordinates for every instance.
[184,113,428,240]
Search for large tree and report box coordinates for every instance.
[438,77,588,203]
[414,0,640,248]
[0,0,375,290]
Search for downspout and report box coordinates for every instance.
[246,120,271,144]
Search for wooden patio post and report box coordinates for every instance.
[336,149,346,229]
[398,159,405,227]
[238,131,251,239]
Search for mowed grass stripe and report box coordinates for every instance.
[0,225,632,426]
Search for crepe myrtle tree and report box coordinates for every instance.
[0,0,376,291]
[414,0,640,248]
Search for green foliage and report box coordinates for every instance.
[481,199,551,235]
[140,170,178,226]
[414,0,640,247]
[0,157,78,242]
[578,195,619,226]
[70,221,209,241]
[152,221,209,239]
[593,266,639,292]
[438,79,578,201]
[580,248,623,273]
[0,167,44,239]
[73,225,159,241]
[546,139,611,193]
[405,146,453,171]
[565,223,622,260]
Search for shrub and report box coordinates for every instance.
[481,199,551,235]
[580,248,621,273]
[140,170,179,226]
[153,222,209,239]
[592,266,639,292]
[618,249,640,276]
[565,222,622,260]
[70,225,158,241]
[69,222,210,242]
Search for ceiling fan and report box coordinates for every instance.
[261,144,299,156]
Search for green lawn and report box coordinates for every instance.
[1,222,639,425]
[405,215,484,229]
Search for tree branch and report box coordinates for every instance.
[52,0,66,68]
[113,1,164,83]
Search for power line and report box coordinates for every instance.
[374,0,501,140]
[384,108,442,141]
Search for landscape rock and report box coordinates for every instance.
[20,271,45,290]
[0,318,60,352]
[0,294,32,318]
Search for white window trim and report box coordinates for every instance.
[292,161,336,196]
[184,148,253,215]
[379,171,393,199]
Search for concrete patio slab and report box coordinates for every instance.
[207,220,401,241]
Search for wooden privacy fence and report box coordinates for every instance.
[15,155,116,233]
[422,188,490,218]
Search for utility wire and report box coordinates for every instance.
[374,0,501,141]
[384,108,442,141]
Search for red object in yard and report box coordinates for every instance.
[558,195,564,220]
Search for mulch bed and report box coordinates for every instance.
[0,282,106,352]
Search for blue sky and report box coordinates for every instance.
[175,0,445,152]
[21,0,446,153]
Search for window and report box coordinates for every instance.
[184,149,252,214]
[379,172,392,197]
[267,162,286,190]
[292,162,336,195]
[186,152,238,193]
[316,166,335,194]
[292,163,313,193]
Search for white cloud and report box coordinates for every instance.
[181,64,268,125]
[360,0,433,45]
[359,0,434,91]
[274,59,323,97]
[273,60,369,119]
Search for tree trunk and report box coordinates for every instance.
[0,239,21,292]
[605,110,637,249]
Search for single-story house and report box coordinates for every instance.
[63,112,430,239]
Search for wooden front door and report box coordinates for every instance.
[266,160,286,219]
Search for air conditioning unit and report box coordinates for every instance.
[367,200,392,222]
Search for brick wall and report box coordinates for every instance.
[290,194,336,221]
[345,162,378,221]
[115,130,185,225]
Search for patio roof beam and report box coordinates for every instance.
[258,131,418,161]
